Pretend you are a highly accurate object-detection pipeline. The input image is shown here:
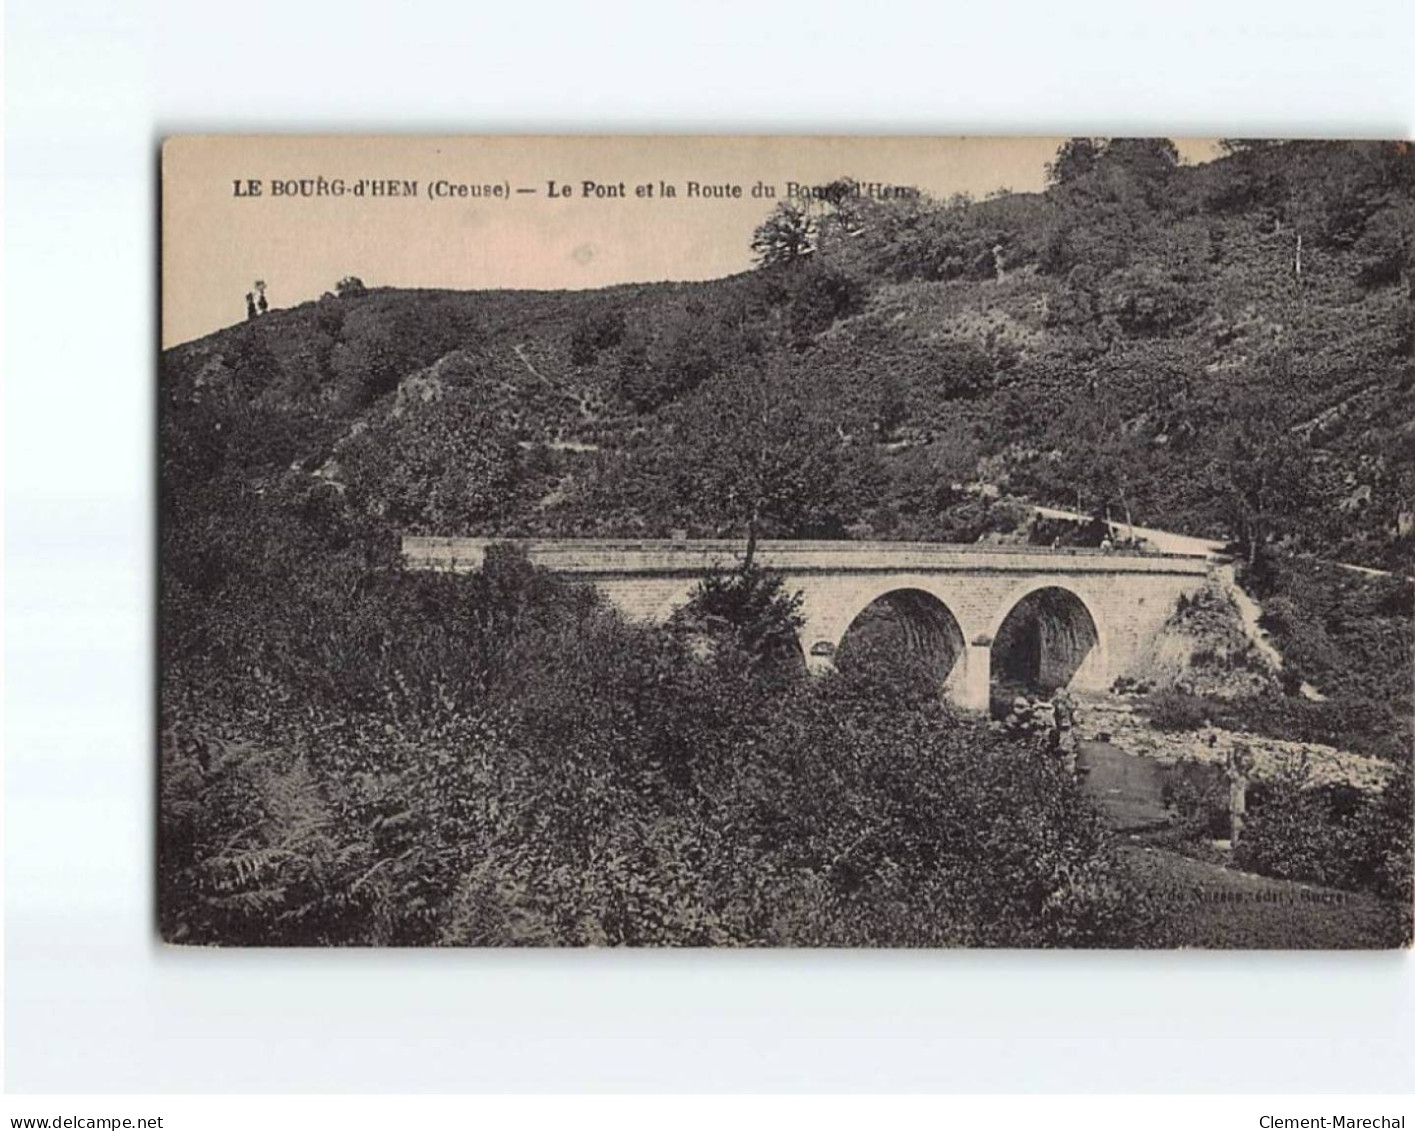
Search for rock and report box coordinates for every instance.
[1075,697,1393,793]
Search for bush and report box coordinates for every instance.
[1237,758,1413,926]
[569,309,627,366]
[1161,760,1230,839]
[1355,207,1412,288]
[1236,764,1357,888]
[1145,690,1211,732]
[1211,696,1406,762]
[338,388,526,534]
[1100,266,1206,337]
[614,316,722,412]
[669,565,806,681]
[159,730,384,945]
[763,259,867,347]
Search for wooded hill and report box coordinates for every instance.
[163,139,1415,575]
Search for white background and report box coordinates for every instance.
[5,0,1415,1095]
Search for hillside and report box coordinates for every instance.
[161,142,1415,726]
[163,140,1415,568]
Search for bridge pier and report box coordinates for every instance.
[958,643,992,713]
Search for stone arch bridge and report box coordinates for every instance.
[402,537,1213,712]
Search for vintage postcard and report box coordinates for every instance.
[160,136,1413,948]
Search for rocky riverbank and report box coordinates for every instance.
[1078,699,1395,792]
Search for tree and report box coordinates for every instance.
[1091,430,1145,540]
[749,178,868,269]
[1355,199,1415,293]
[1054,392,1147,534]
[568,308,626,367]
[1103,138,1180,182]
[750,201,815,267]
[778,259,867,347]
[1046,138,1104,187]
[670,564,805,678]
[335,275,368,298]
[1217,139,1282,156]
[1208,388,1314,565]
[669,367,846,565]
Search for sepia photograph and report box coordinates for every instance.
[159,135,1414,950]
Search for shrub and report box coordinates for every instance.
[1208,693,1407,763]
[614,316,721,412]
[1161,760,1230,839]
[1236,762,1359,888]
[669,564,806,681]
[338,389,526,534]
[1100,266,1206,337]
[159,729,381,945]
[569,309,627,366]
[764,259,867,347]
[1238,758,1413,937]
[1145,690,1211,732]
[1355,207,1412,288]
[1363,766,1414,907]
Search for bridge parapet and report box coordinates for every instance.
[401,536,1213,578]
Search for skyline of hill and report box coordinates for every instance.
[163,139,1415,572]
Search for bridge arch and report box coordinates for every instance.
[987,579,1108,704]
[832,586,968,699]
